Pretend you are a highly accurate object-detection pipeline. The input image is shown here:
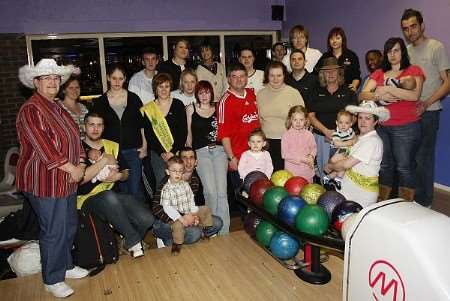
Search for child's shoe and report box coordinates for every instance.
[323,175,331,185]
[128,242,144,258]
[171,244,182,256]
[334,177,342,190]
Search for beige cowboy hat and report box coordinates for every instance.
[318,57,343,70]
[18,58,76,89]
[346,101,390,122]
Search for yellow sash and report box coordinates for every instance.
[345,168,379,193]
[140,101,174,153]
[76,139,119,209]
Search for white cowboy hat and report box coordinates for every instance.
[346,101,390,122]
[18,58,76,89]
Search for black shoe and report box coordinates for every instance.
[171,244,182,256]
[202,226,213,240]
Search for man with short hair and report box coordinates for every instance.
[217,63,260,193]
[401,8,450,207]
[152,147,223,246]
[128,47,160,104]
[285,49,319,110]
[78,112,154,258]
[238,48,264,94]
[272,42,286,62]
[157,38,193,90]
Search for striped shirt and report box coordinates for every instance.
[16,92,85,198]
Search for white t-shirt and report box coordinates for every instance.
[247,69,265,94]
[283,47,323,73]
[340,130,383,208]
[128,70,156,105]
[408,38,450,111]
[171,90,196,106]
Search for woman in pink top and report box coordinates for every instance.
[281,105,317,183]
[360,37,425,201]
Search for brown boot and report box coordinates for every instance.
[171,244,182,256]
[378,185,392,202]
[398,187,415,201]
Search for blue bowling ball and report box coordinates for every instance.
[269,231,300,260]
[278,196,306,226]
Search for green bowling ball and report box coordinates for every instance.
[255,220,278,247]
[263,186,289,215]
[295,204,330,236]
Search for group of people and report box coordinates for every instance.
[14,7,448,298]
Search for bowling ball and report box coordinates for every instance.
[317,191,346,219]
[255,220,278,247]
[249,179,273,207]
[269,231,300,260]
[277,196,306,226]
[243,170,268,194]
[263,186,289,215]
[341,213,358,240]
[271,170,293,187]
[300,183,326,205]
[295,204,329,236]
[284,176,309,196]
[331,201,363,232]
[244,212,262,237]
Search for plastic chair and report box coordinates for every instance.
[0,146,19,198]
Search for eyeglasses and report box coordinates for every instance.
[168,169,184,174]
[39,75,61,81]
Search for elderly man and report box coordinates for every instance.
[17,59,86,298]
[152,147,223,246]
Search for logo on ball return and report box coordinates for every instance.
[368,259,405,301]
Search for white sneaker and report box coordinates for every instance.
[65,266,89,279]
[45,282,74,298]
[128,242,144,258]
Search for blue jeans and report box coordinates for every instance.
[314,133,331,181]
[153,215,223,246]
[377,121,421,189]
[119,148,143,201]
[195,146,230,234]
[82,190,154,249]
[25,192,78,285]
[415,111,440,206]
[150,150,167,188]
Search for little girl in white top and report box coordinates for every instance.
[238,129,274,180]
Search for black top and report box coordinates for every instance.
[77,141,128,195]
[91,91,144,150]
[157,59,195,91]
[316,49,361,86]
[286,71,319,110]
[309,86,358,132]
[191,106,218,150]
[143,98,187,155]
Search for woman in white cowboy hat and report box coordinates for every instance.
[16,58,89,298]
[324,101,389,207]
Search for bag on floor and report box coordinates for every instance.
[72,210,118,270]
[7,241,41,277]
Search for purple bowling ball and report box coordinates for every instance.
[331,201,363,232]
[318,191,346,219]
[244,211,262,237]
[243,171,269,193]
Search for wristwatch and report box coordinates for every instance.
[228,155,235,161]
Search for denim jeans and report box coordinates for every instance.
[314,133,331,181]
[415,111,440,206]
[377,121,421,189]
[150,150,167,188]
[195,146,230,234]
[153,215,223,246]
[119,148,143,201]
[25,192,77,285]
[81,190,154,249]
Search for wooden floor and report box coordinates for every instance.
[0,231,343,301]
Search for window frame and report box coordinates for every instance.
[26,31,277,93]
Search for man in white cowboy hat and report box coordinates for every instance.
[16,58,88,298]
[324,101,389,208]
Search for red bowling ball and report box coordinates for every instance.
[249,179,274,207]
[284,176,309,196]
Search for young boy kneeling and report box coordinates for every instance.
[160,156,213,255]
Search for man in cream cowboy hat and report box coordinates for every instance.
[16,59,88,298]
[324,101,389,208]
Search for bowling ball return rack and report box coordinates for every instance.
[238,194,345,285]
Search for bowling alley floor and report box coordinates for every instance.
[0,231,343,301]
